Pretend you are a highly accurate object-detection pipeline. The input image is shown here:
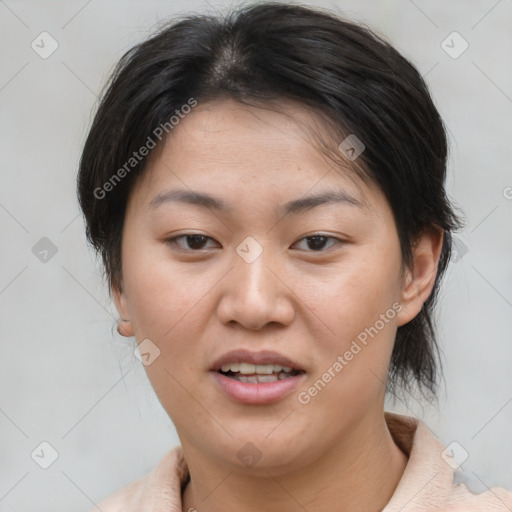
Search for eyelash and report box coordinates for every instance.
[165,233,343,253]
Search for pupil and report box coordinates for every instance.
[187,235,207,249]
[308,236,327,251]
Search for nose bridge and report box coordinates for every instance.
[233,235,277,297]
[217,235,294,329]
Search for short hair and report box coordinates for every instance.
[77,2,464,401]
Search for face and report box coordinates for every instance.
[113,98,440,473]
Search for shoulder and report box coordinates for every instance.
[88,445,188,512]
[384,412,512,511]
[445,476,512,511]
[88,474,148,512]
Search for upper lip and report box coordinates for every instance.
[211,349,304,372]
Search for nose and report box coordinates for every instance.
[216,243,295,331]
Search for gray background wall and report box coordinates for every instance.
[0,0,511,510]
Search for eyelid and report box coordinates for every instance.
[166,234,219,251]
[165,233,344,252]
[290,234,343,252]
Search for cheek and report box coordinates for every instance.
[306,246,402,344]
[121,239,223,386]
[122,245,213,425]
[297,245,402,403]
[122,239,207,337]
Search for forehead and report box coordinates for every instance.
[128,98,380,215]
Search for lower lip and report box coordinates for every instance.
[211,371,306,405]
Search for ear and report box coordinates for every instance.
[112,279,134,337]
[396,227,444,327]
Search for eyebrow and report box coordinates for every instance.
[148,188,365,215]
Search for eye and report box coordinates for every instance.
[292,234,342,252]
[166,234,219,251]
[166,233,343,253]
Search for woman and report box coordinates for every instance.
[77,3,512,510]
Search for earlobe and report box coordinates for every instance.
[116,320,134,337]
[112,280,134,338]
[396,227,444,327]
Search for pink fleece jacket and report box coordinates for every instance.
[90,412,512,511]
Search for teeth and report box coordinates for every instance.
[220,362,294,374]
[221,363,240,372]
[232,373,293,383]
[256,375,279,383]
[239,363,256,374]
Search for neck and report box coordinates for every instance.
[181,411,408,512]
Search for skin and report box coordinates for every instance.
[113,98,443,512]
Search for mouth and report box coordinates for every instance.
[210,349,307,404]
